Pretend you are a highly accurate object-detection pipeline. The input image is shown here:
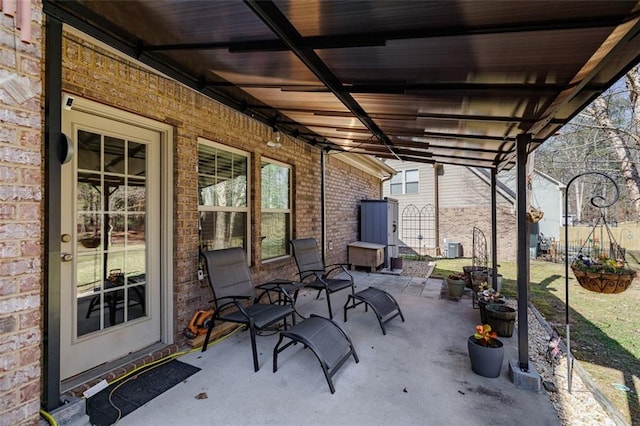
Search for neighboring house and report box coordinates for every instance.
[499,169,565,243]
[0,16,395,424]
[383,161,563,262]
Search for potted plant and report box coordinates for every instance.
[476,285,505,323]
[571,253,637,294]
[485,303,516,337]
[446,272,466,299]
[467,324,504,378]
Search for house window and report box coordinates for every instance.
[198,141,249,251]
[390,169,419,195]
[261,159,291,260]
[405,169,419,194]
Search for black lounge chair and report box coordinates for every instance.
[200,247,299,372]
[344,287,405,335]
[289,238,355,319]
[273,314,359,394]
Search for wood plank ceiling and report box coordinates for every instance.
[45,0,640,170]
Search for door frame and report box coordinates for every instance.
[57,94,174,380]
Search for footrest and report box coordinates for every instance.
[273,315,359,394]
[343,287,405,335]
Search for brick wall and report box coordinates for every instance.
[61,33,383,348]
[324,155,381,266]
[0,3,43,426]
[439,206,517,261]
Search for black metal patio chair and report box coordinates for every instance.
[200,247,299,372]
[289,238,355,319]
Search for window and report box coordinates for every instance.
[198,141,249,251]
[390,169,419,195]
[405,169,419,194]
[261,160,291,260]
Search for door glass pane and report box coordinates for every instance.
[104,136,125,174]
[128,178,146,211]
[128,214,146,244]
[76,132,149,337]
[128,142,146,177]
[109,213,126,249]
[108,176,126,212]
[77,130,101,171]
[77,213,102,252]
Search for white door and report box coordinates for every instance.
[60,109,161,380]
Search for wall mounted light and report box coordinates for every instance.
[266,130,282,149]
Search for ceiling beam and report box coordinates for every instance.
[244,0,397,155]
[529,8,640,137]
[138,11,640,53]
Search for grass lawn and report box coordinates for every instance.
[431,257,640,425]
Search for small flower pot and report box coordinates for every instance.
[467,336,504,378]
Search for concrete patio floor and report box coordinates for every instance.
[119,270,561,426]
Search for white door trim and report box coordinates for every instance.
[65,94,174,345]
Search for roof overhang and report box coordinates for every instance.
[43,0,640,170]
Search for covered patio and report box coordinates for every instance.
[116,271,562,425]
[37,0,640,420]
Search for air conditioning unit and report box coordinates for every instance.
[446,242,460,259]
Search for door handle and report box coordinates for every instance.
[61,253,73,262]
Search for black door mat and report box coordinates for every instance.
[86,359,201,425]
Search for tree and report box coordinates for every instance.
[536,65,640,222]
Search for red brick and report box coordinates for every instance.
[0,166,19,183]
[0,223,40,239]
[0,353,17,372]
[18,276,40,294]
[0,294,40,315]
[18,345,39,366]
[17,203,39,221]
[0,335,18,355]
[18,130,40,149]
[19,310,40,329]
[0,203,16,220]
[0,364,39,393]
[19,381,40,404]
[0,315,17,334]
[0,389,18,412]
[0,241,21,258]
[20,169,41,185]
[0,259,38,278]
[19,241,40,257]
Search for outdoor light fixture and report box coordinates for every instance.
[266,130,282,149]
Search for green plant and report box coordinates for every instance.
[571,253,634,274]
[473,324,500,348]
[477,288,503,303]
[447,272,465,281]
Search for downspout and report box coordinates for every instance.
[434,163,440,255]
[44,16,63,411]
[490,168,498,290]
[321,149,326,264]
[516,134,531,370]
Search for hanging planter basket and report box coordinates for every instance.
[526,207,544,223]
[80,235,101,249]
[570,265,636,294]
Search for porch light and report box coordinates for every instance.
[267,131,282,149]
